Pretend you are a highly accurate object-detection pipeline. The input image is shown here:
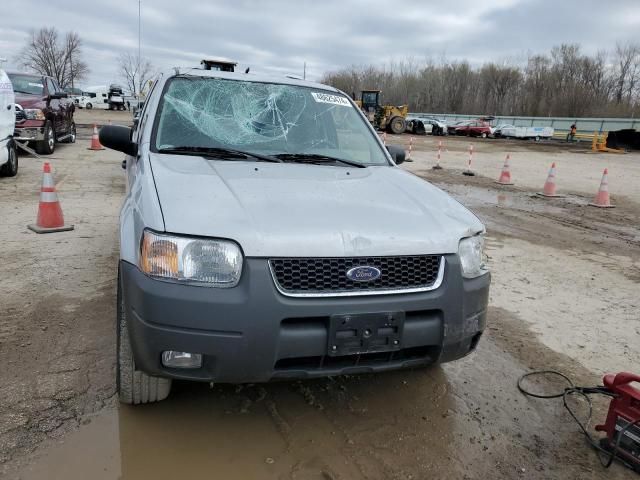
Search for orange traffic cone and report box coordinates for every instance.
[88,124,104,150]
[589,168,615,208]
[462,144,475,176]
[536,162,564,198]
[28,162,74,233]
[432,140,443,170]
[495,154,514,185]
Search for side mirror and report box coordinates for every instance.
[386,145,406,165]
[99,125,138,157]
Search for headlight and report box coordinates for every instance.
[140,230,243,287]
[23,109,46,120]
[458,235,488,278]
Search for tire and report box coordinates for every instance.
[35,122,55,155]
[61,122,76,144]
[388,116,406,135]
[86,102,93,109]
[0,141,18,177]
[535,136,540,142]
[481,132,487,139]
[117,270,172,405]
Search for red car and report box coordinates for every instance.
[449,120,493,138]
[8,72,76,155]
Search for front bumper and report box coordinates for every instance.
[120,255,490,383]
[14,121,46,142]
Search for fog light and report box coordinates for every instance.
[161,351,202,369]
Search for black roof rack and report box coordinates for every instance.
[201,59,237,72]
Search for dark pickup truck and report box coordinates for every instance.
[8,72,76,154]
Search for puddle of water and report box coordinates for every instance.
[17,369,458,480]
[19,388,289,480]
[434,182,575,215]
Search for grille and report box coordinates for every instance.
[270,255,442,296]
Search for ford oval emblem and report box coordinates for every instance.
[346,266,381,282]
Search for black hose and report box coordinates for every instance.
[518,370,638,470]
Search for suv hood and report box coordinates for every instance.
[14,93,44,109]
[149,153,484,257]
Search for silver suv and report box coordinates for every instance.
[100,68,490,404]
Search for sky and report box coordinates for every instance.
[1,0,640,88]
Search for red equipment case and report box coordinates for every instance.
[596,372,640,472]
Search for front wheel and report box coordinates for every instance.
[86,102,93,109]
[35,121,55,155]
[61,122,76,144]
[0,141,18,177]
[117,271,172,405]
[388,116,406,134]
[480,132,487,139]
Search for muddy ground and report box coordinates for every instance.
[0,132,638,479]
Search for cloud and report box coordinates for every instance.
[2,0,639,86]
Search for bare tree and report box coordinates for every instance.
[118,52,155,97]
[321,42,640,118]
[612,42,640,105]
[18,27,88,89]
[62,32,89,90]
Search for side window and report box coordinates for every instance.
[135,76,161,142]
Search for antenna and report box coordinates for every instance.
[138,0,142,62]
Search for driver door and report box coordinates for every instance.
[51,79,71,136]
[45,78,62,135]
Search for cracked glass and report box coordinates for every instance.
[154,76,389,165]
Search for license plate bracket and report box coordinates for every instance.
[328,312,405,356]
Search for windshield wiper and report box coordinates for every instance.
[157,146,282,163]
[13,89,37,95]
[274,153,367,168]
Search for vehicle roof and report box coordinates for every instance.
[168,67,341,93]
[6,71,47,79]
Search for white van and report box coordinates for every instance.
[76,86,110,109]
[0,68,18,177]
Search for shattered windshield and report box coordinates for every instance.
[153,76,390,166]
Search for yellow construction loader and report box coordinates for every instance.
[355,90,408,134]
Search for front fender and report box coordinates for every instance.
[119,152,165,265]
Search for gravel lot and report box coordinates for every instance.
[1,131,638,479]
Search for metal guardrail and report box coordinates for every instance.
[410,113,638,135]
